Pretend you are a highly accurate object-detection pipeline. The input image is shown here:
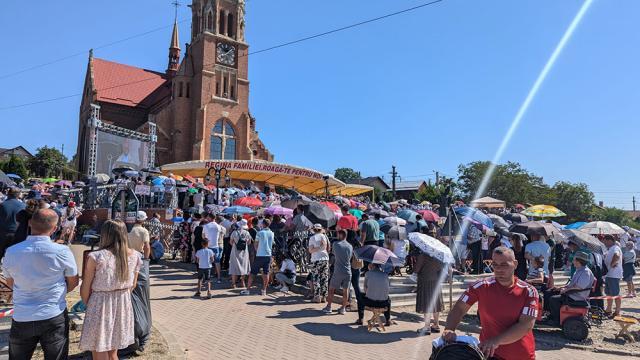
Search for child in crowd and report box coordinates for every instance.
[526,256,545,285]
[623,241,637,297]
[195,239,215,299]
[275,253,297,293]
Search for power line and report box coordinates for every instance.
[0,0,445,110]
[0,18,190,81]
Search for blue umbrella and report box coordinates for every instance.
[222,206,254,215]
[397,209,419,223]
[151,178,164,186]
[565,222,587,230]
[6,174,21,179]
[454,206,494,228]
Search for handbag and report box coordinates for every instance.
[351,255,364,270]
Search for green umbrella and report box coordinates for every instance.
[42,178,59,183]
[348,209,363,219]
[188,188,198,194]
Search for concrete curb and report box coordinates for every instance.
[153,323,188,360]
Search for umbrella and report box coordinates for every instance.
[320,201,340,212]
[454,207,494,228]
[385,225,407,241]
[187,188,198,194]
[94,173,110,184]
[112,166,134,175]
[151,178,165,186]
[41,178,58,183]
[123,170,139,178]
[6,173,21,180]
[579,221,625,235]
[305,202,337,229]
[74,181,86,187]
[509,221,556,237]
[184,175,197,183]
[487,214,509,229]
[264,206,293,217]
[521,205,566,218]
[418,210,440,222]
[503,212,528,223]
[565,222,587,230]
[561,229,606,254]
[354,245,403,267]
[234,197,263,208]
[514,204,526,210]
[141,167,163,175]
[368,208,390,218]
[0,170,16,186]
[383,216,407,226]
[407,232,455,264]
[170,174,184,181]
[281,195,312,209]
[55,180,72,187]
[222,206,254,215]
[348,209,363,219]
[398,209,420,223]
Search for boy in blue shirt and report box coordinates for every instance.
[195,239,215,299]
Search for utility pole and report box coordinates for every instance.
[390,165,398,200]
[633,196,636,212]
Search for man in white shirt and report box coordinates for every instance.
[203,214,223,283]
[603,235,623,316]
[524,235,551,279]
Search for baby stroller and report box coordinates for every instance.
[429,336,485,360]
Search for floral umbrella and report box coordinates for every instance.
[521,205,566,218]
[354,245,403,267]
[407,232,454,264]
[579,221,625,235]
[263,206,293,218]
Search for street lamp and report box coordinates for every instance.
[205,164,229,205]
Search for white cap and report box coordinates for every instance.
[136,211,148,221]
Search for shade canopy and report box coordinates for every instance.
[470,196,506,209]
[317,183,374,197]
[161,160,346,195]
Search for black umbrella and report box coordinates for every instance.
[0,170,16,187]
[561,229,606,254]
[509,221,555,237]
[304,202,336,229]
[368,208,390,217]
[141,167,163,175]
[112,166,134,175]
[380,223,392,234]
[487,214,509,229]
[281,195,313,210]
[504,213,528,223]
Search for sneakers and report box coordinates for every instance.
[207,291,212,299]
[354,319,363,325]
[240,290,250,295]
[322,305,332,314]
[337,307,346,315]
[281,286,289,293]
[261,290,267,296]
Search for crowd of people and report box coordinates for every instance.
[1,177,639,360]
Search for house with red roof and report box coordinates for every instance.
[76,0,272,175]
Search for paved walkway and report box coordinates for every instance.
[148,263,630,360]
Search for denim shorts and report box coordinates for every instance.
[251,256,272,275]
[209,247,223,264]
[604,277,620,296]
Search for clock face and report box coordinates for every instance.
[216,42,236,66]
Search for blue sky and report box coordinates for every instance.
[1,0,639,209]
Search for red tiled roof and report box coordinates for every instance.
[92,58,168,107]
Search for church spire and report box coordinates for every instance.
[167,2,181,77]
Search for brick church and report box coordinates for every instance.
[76,0,272,174]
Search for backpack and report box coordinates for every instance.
[235,230,249,251]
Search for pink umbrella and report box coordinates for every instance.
[418,210,440,222]
[264,206,293,218]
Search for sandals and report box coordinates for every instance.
[417,327,431,336]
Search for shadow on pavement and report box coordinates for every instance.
[247,295,306,307]
[267,308,325,319]
[294,322,418,344]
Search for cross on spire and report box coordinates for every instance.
[172,0,180,21]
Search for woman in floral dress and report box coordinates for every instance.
[80,220,142,360]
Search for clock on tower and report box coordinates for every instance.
[216,42,236,66]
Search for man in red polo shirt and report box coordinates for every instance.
[443,246,538,360]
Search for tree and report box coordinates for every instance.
[29,146,68,178]
[456,161,553,206]
[550,181,594,223]
[1,155,29,179]
[334,167,361,183]
[592,207,633,226]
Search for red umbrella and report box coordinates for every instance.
[418,210,440,222]
[235,197,263,208]
[514,204,526,210]
[320,201,340,212]
[184,175,197,183]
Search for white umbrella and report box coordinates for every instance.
[384,216,407,226]
[407,232,454,264]
[579,221,625,235]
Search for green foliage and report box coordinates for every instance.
[591,207,635,227]
[457,161,553,206]
[29,146,68,178]
[549,181,595,223]
[334,167,361,182]
[1,155,29,179]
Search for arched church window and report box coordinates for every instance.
[227,13,234,38]
[210,119,236,160]
[207,11,214,31]
[219,11,226,35]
